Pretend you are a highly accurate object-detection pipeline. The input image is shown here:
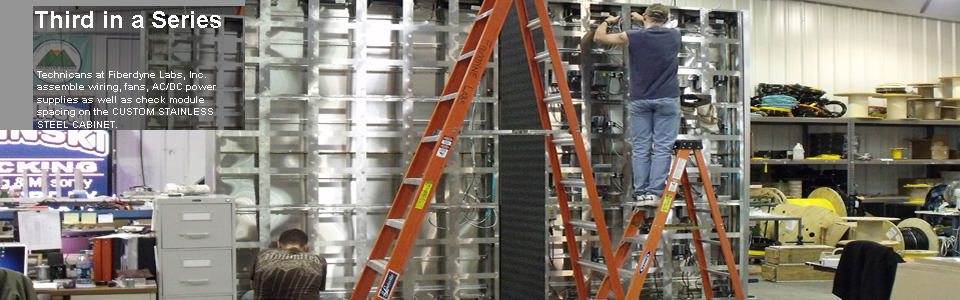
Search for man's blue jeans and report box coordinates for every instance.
[628,97,681,196]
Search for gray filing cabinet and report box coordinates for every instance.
[154,195,236,300]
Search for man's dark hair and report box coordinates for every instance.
[278,229,309,246]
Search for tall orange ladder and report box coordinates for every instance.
[349,0,624,299]
[594,140,746,300]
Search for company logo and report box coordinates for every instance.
[34,39,82,84]
[377,270,400,299]
[638,251,652,275]
[0,131,109,157]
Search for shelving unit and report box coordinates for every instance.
[750,116,960,200]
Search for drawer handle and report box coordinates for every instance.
[180,279,210,285]
[179,233,210,238]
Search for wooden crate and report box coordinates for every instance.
[761,263,834,282]
[765,245,836,264]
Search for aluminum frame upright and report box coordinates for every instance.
[142,13,245,130]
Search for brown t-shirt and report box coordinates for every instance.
[251,248,327,300]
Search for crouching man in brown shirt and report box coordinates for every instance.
[250,229,327,300]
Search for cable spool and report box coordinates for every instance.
[786,180,803,198]
[750,188,788,205]
[808,187,848,217]
[786,198,838,214]
[901,227,929,250]
[767,203,842,244]
[897,218,940,257]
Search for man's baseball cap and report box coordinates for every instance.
[644,4,670,21]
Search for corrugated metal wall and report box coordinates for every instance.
[622,0,960,100]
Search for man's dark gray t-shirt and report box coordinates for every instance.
[626,27,681,100]
[251,248,327,300]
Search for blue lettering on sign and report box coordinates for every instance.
[0,130,110,197]
[638,251,652,275]
[376,270,400,299]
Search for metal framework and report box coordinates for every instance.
[212,1,750,299]
[142,13,245,130]
[215,1,499,299]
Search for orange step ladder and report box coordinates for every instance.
[350,0,624,299]
[594,140,746,300]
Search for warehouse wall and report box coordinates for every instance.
[114,130,208,193]
[635,0,960,99]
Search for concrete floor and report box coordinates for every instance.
[747,277,839,300]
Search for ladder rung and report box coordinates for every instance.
[693,208,714,214]
[622,235,644,244]
[458,50,477,61]
[577,260,609,273]
[403,178,423,186]
[700,239,723,246]
[534,50,551,62]
[552,134,576,146]
[706,269,732,277]
[527,18,542,30]
[560,179,586,187]
[664,223,711,230]
[422,135,441,143]
[440,92,458,102]
[476,9,493,21]
[543,93,564,104]
[367,259,388,274]
[567,220,598,230]
[385,219,405,230]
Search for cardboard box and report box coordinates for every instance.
[823,222,854,247]
[765,245,836,264]
[890,258,960,300]
[761,263,834,282]
[910,139,932,159]
[909,134,952,160]
[932,145,949,160]
[933,134,950,147]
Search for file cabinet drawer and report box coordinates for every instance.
[160,249,234,296]
[159,204,233,249]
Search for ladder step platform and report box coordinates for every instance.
[366,259,388,274]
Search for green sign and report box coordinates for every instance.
[33,35,92,86]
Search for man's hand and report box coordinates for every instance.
[631,12,643,22]
[604,15,620,25]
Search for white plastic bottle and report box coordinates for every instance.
[793,143,805,161]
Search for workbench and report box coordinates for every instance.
[35,285,157,300]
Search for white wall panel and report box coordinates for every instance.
[664,0,960,102]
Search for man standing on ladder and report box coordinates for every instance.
[593,3,682,205]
